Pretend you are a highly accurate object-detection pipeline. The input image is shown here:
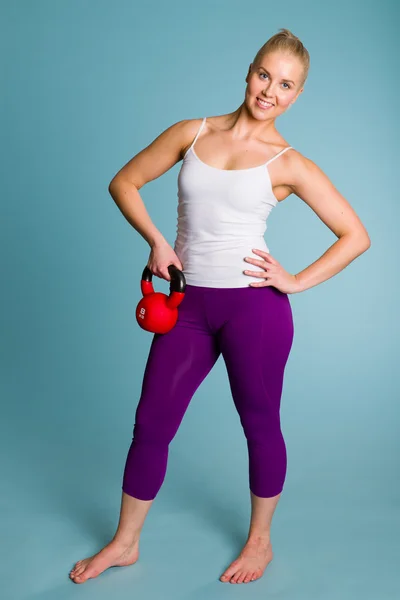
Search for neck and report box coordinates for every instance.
[227,104,278,141]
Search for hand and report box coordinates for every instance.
[243,248,301,294]
[147,240,183,281]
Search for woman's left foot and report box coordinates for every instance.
[219,536,273,584]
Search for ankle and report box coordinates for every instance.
[112,532,140,547]
[247,532,271,544]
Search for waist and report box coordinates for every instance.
[173,236,271,288]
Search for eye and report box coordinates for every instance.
[259,73,291,89]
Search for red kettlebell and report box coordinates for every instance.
[136,264,186,334]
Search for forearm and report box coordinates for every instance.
[108,178,167,248]
[294,233,371,293]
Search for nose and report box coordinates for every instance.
[261,83,275,97]
[261,87,275,101]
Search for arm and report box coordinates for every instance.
[108,119,199,248]
[286,152,371,293]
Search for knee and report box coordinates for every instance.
[132,418,177,446]
[241,412,283,441]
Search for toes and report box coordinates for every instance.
[236,571,247,583]
[220,560,240,582]
[230,570,243,584]
[70,560,83,574]
[73,571,90,584]
[220,560,265,584]
[70,565,88,582]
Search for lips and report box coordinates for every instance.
[257,97,274,107]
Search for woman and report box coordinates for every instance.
[69,29,370,585]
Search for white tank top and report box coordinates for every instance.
[173,117,293,287]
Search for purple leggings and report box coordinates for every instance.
[122,283,294,500]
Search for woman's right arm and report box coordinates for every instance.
[108,119,193,247]
[108,119,199,279]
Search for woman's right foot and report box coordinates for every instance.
[69,538,139,584]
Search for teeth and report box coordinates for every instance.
[257,98,273,107]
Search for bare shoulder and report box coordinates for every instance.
[283,149,333,196]
[285,148,316,172]
[109,118,206,189]
[261,145,299,203]
[165,117,212,159]
[179,117,209,158]
[281,149,370,243]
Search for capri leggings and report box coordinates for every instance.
[122,283,294,500]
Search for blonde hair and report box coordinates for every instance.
[252,28,310,88]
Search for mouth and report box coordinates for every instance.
[256,97,274,109]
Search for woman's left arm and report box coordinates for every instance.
[288,153,371,292]
[244,153,371,294]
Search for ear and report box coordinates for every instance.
[245,63,252,83]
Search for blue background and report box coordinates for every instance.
[2,1,399,599]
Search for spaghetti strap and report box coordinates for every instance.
[265,145,293,166]
[184,117,207,158]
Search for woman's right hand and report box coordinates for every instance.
[147,240,184,281]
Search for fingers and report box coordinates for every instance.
[251,249,277,264]
[147,267,171,280]
[244,257,266,268]
[243,270,269,278]
[244,257,274,273]
[249,280,271,287]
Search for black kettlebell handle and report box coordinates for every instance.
[141,265,186,294]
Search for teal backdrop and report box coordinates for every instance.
[2,1,398,599]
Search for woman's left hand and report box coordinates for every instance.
[243,248,301,294]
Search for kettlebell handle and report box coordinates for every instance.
[141,265,186,294]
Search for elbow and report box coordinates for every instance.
[361,229,372,250]
[108,177,123,200]
[356,231,371,253]
[108,178,118,194]
[108,176,139,194]
[352,223,371,249]
[341,230,371,254]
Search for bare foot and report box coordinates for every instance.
[69,538,139,584]
[219,536,273,584]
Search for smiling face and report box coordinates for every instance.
[245,51,304,118]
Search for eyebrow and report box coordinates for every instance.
[258,66,295,85]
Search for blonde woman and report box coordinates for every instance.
[69,29,370,585]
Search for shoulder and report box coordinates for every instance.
[179,117,210,158]
[282,150,344,207]
[149,118,206,161]
[266,146,319,203]
[283,149,326,190]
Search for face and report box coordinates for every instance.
[245,51,304,117]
